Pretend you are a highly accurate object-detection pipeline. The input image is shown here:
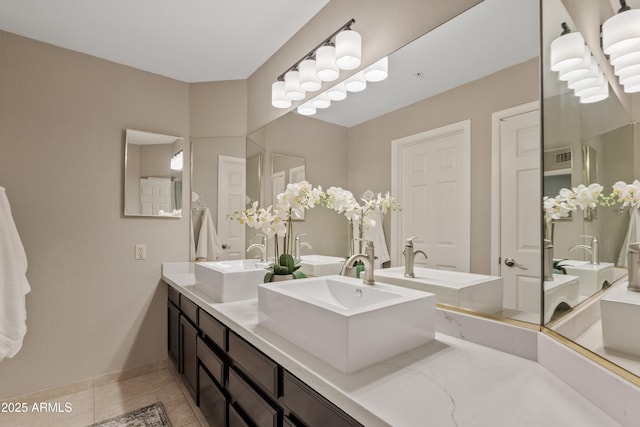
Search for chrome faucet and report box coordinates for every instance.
[343,240,375,285]
[294,234,312,258]
[246,234,268,262]
[403,236,428,278]
[568,235,599,265]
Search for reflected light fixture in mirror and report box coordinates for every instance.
[603,0,640,93]
[549,23,608,103]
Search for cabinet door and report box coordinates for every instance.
[199,365,227,427]
[167,301,180,368]
[180,315,198,398]
[228,367,279,427]
[283,371,361,427]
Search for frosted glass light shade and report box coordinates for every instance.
[335,30,362,70]
[574,72,605,96]
[297,102,316,116]
[271,81,292,108]
[550,32,586,72]
[364,56,389,82]
[345,72,366,92]
[285,70,306,101]
[618,64,640,82]
[602,9,640,55]
[326,82,347,101]
[299,59,321,92]
[558,48,592,81]
[623,75,640,92]
[579,81,609,103]
[611,49,640,69]
[567,60,599,89]
[311,92,331,109]
[316,45,340,81]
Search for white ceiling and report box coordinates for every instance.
[0,0,329,82]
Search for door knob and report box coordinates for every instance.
[504,257,527,269]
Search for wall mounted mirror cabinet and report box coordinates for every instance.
[124,129,183,217]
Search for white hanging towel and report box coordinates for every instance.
[196,208,223,261]
[617,208,640,267]
[0,186,31,361]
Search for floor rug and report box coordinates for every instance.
[89,402,171,427]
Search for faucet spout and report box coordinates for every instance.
[403,237,428,278]
[342,240,375,285]
[569,237,599,265]
[247,234,268,262]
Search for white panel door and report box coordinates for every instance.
[498,109,541,318]
[218,156,246,260]
[139,177,171,215]
[391,120,470,271]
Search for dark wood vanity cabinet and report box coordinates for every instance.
[180,314,198,398]
[167,298,180,368]
[165,284,363,427]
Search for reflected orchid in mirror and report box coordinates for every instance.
[611,180,640,208]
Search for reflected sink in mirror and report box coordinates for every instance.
[373,267,503,314]
[558,260,615,298]
[298,255,346,277]
[194,260,268,302]
[258,275,435,373]
[544,274,580,324]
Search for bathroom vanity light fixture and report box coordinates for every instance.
[603,0,640,93]
[272,19,359,108]
[550,23,608,103]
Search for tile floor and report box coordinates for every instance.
[0,363,207,427]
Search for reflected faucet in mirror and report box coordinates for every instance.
[402,236,428,278]
[294,234,312,258]
[568,235,600,265]
[247,234,268,263]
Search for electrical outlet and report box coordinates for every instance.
[135,244,147,260]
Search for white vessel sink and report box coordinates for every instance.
[299,254,346,277]
[601,284,640,356]
[258,275,436,373]
[373,267,503,314]
[559,260,614,296]
[194,260,267,302]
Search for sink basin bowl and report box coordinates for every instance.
[194,260,267,302]
[558,260,614,296]
[373,267,503,314]
[299,254,346,277]
[258,275,435,373]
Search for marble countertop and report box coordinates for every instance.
[162,262,620,427]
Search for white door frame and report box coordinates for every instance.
[391,119,471,268]
[490,101,540,276]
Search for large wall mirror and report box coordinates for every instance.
[542,0,640,382]
[124,129,183,217]
[244,0,542,321]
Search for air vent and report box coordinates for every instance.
[555,151,571,165]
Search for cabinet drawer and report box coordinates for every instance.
[283,371,361,427]
[199,366,227,427]
[228,367,279,427]
[229,403,250,427]
[197,336,225,385]
[199,309,227,351]
[228,332,279,397]
[180,295,198,324]
[167,285,180,306]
